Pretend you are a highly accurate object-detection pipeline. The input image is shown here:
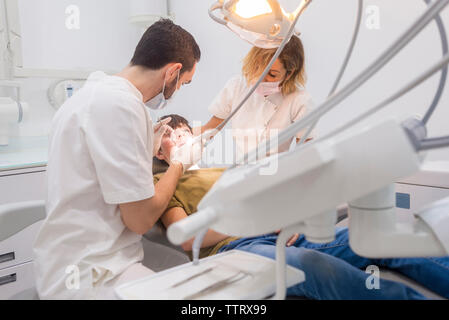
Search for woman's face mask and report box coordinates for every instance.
[256,81,281,97]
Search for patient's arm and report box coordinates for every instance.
[161,207,229,252]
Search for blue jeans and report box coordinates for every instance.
[218,227,449,300]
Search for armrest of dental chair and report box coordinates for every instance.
[0,201,46,242]
[142,224,190,272]
[144,224,187,254]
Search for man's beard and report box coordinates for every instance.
[164,77,178,100]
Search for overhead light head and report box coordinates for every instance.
[209,0,311,48]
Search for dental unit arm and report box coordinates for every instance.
[168,116,449,299]
[168,0,449,299]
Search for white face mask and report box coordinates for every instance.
[145,70,180,110]
[256,81,281,97]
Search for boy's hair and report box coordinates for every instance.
[131,19,201,74]
[159,114,192,132]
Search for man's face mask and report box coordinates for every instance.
[145,69,180,110]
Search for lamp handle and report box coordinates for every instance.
[267,0,283,21]
[209,1,227,25]
[293,0,313,20]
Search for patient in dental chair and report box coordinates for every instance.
[152,114,449,300]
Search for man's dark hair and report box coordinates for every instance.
[131,19,201,73]
[159,114,192,132]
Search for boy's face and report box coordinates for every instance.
[156,124,193,162]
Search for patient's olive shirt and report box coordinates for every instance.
[153,166,240,259]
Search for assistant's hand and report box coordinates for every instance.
[153,117,173,157]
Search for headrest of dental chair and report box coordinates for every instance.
[153,157,169,175]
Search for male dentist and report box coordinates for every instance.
[33,19,202,299]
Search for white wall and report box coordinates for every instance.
[8,0,142,137]
[6,0,449,162]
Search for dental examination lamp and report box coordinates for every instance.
[0,81,29,146]
[168,0,449,299]
[208,0,311,49]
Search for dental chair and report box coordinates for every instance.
[0,201,45,300]
[142,226,190,272]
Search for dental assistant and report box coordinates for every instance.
[203,35,315,155]
[33,19,202,300]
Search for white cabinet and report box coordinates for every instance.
[0,167,47,205]
[0,166,46,300]
[0,262,36,300]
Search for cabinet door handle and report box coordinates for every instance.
[0,273,17,286]
[0,252,15,264]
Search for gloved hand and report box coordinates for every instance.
[169,137,204,173]
[199,128,219,147]
[153,117,173,157]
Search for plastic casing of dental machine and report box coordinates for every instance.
[169,118,425,244]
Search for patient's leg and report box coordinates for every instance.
[220,235,425,300]
[291,227,449,299]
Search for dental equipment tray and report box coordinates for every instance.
[115,250,304,300]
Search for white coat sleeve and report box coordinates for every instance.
[83,91,155,204]
[208,76,243,120]
[291,91,317,141]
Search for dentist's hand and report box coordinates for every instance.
[153,117,173,157]
[169,138,204,173]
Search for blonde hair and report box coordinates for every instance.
[242,35,306,95]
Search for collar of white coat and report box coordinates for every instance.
[87,71,144,102]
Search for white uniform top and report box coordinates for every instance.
[33,71,155,300]
[208,75,315,155]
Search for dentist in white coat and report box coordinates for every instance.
[33,19,203,300]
